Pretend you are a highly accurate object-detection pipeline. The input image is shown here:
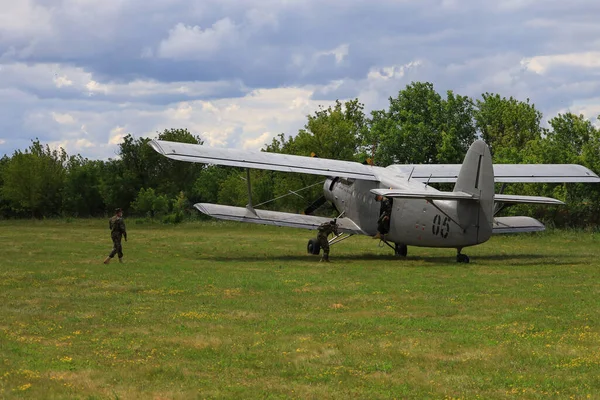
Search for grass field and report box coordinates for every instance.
[0,219,599,399]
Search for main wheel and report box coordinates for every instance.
[395,243,407,257]
[307,238,321,255]
[456,254,470,263]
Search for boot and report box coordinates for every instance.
[118,257,123,263]
[320,254,330,263]
[373,232,381,239]
[103,256,111,264]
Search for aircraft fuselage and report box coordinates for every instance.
[324,167,490,249]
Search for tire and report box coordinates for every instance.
[307,238,321,255]
[395,243,407,257]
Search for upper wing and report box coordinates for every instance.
[387,164,600,183]
[194,203,365,235]
[150,140,378,181]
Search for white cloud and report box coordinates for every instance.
[52,112,76,125]
[559,98,600,123]
[243,132,271,150]
[167,102,194,120]
[86,80,108,94]
[316,44,350,64]
[3,0,600,161]
[521,52,600,74]
[53,75,73,88]
[0,0,54,41]
[200,126,234,147]
[75,138,94,148]
[158,19,239,59]
[48,138,96,156]
[245,8,279,30]
[0,139,5,145]
[366,60,422,81]
[109,126,127,145]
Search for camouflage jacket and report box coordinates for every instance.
[380,198,392,215]
[318,221,339,236]
[109,216,127,239]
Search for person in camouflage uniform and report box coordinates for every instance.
[103,208,128,264]
[374,195,392,239]
[317,219,339,262]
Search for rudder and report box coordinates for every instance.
[453,140,494,243]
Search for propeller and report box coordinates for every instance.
[304,195,327,215]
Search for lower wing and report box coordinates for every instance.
[492,216,545,234]
[372,189,564,205]
[194,203,365,235]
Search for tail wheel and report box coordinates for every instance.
[307,238,321,255]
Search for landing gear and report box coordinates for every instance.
[307,238,321,255]
[394,243,407,257]
[456,250,469,263]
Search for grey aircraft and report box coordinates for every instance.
[150,139,600,262]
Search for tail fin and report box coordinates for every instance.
[454,140,494,243]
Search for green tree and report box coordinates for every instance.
[98,159,138,214]
[368,82,477,165]
[474,93,543,162]
[261,99,367,212]
[62,156,105,217]
[0,155,13,218]
[1,140,67,218]
[438,91,478,163]
[217,173,247,207]
[130,187,170,217]
[545,113,597,163]
[192,166,232,204]
[118,128,204,201]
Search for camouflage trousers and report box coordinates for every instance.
[317,233,330,256]
[109,234,123,259]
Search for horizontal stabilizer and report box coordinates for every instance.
[371,188,476,200]
[492,216,545,234]
[494,194,564,205]
[194,203,365,235]
[388,164,600,183]
[150,140,378,181]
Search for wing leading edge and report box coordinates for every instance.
[150,140,378,181]
[150,140,599,184]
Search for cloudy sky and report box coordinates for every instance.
[1,0,600,159]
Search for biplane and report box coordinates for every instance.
[150,139,599,262]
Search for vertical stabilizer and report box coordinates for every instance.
[454,140,494,243]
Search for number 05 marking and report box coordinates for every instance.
[432,214,450,238]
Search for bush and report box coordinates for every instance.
[162,212,184,224]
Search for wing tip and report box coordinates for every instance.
[148,139,165,155]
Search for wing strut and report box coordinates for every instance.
[329,233,353,246]
[493,183,507,216]
[245,169,257,215]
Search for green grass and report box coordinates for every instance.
[0,219,599,399]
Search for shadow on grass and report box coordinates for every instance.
[197,252,585,266]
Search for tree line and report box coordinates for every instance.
[1,81,600,227]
